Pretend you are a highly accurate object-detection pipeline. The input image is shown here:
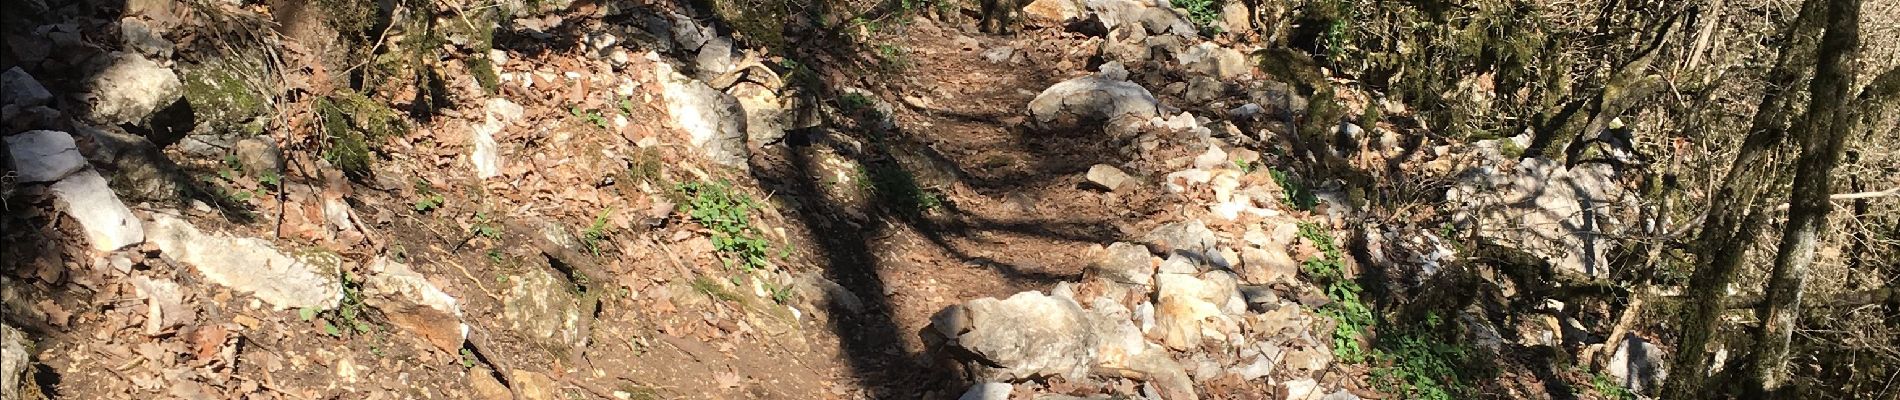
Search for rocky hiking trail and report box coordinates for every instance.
[0,0,1680,399]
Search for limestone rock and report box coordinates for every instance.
[655,59,748,167]
[1024,0,1083,22]
[1178,42,1248,80]
[1237,246,1296,285]
[1185,75,1223,103]
[1143,220,1218,263]
[75,125,190,203]
[145,214,342,310]
[5,130,84,183]
[1085,0,1193,36]
[728,82,788,145]
[87,52,183,125]
[1,67,51,108]
[695,36,735,77]
[130,276,191,335]
[1280,378,1320,400]
[1029,73,1159,129]
[364,257,466,353]
[2,323,29,400]
[928,291,1099,381]
[957,382,1012,400]
[52,170,145,251]
[508,370,559,400]
[231,137,281,174]
[1085,164,1133,191]
[119,17,175,59]
[1152,270,1243,349]
[1218,2,1252,36]
[1447,156,1628,278]
[1089,242,1155,286]
[1607,333,1667,394]
[503,266,589,352]
[471,98,522,179]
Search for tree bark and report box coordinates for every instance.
[1660,0,1826,397]
[1747,0,1862,395]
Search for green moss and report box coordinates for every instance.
[467,57,500,95]
[318,90,409,178]
[181,59,268,130]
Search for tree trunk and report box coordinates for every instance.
[1660,0,1826,397]
[1747,0,1862,395]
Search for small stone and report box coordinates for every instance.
[1,67,52,108]
[5,130,85,183]
[695,36,735,77]
[1023,0,1082,22]
[52,170,145,252]
[1090,242,1155,286]
[1218,2,1252,36]
[957,382,1012,400]
[467,368,512,400]
[231,137,281,174]
[1280,378,1320,400]
[1085,164,1133,191]
[1238,246,1297,285]
[1185,76,1223,104]
[981,47,1016,64]
[120,18,175,59]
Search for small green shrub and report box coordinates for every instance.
[580,207,613,256]
[1170,0,1224,34]
[678,180,775,272]
[413,180,445,212]
[1300,222,1374,363]
[1271,168,1319,210]
[1369,313,1479,400]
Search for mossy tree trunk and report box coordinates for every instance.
[1748,0,1877,393]
[1660,0,1827,397]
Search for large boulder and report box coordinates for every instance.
[145,214,343,309]
[86,52,183,125]
[5,130,85,183]
[1152,270,1244,349]
[1024,0,1084,22]
[1085,0,1195,36]
[503,265,590,354]
[1447,152,1630,278]
[1607,334,1668,395]
[1029,64,1160,129]
[655,59,748,167]
[927,291,1099,381]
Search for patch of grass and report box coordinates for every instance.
[1300,222,1374,363]
[1233,159,1257,174]
[875,43,912,71]
[839,92,876,115]
[856,163,942,217]
[580,207,613,256]
[1271,168,1319,210]
[677,180,776,273]
[1170,0,1224,35]
[467,57,500,95]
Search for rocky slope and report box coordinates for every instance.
[0,0,1669,399]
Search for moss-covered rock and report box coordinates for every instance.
[180,58,268,136]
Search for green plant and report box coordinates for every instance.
[1170,0,1224,34]
[580,207,613,256]
[690,276,742,302]
[303,271,375,338]
[472,212,503,240]
[1233,159,1257,173]
[1592,372,1637,400]
[839,92,876,115]
[875,43,912,71]
[413,180,445,212]
[677,180,775,272]
[1369,314,1477,400]
[1271,168,1319,210]
[460,348,478,369]
[570,106,609,129]
[1300,222,1375,363]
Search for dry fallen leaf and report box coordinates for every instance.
[713,370,742,388]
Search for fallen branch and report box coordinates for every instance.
[1772,187,1899,210]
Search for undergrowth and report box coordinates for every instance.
[1273,168,1319,210]
[857,164,942,217]
[1171,0,1224,35]
[677,180,775,273]
[1301,222,1482,399]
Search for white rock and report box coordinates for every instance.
[981,47,1016,64]
[51,170,144,251]
[695,37,735,77]
[654,60,749,167]
[87,52,182,124]
[1152,270,1243,350]
[928,291,1099,381]
[1,324,27,400]
[1023,0,1083,22]
[364,257,467,352]
[1607,333,1668,394]
[1178,42,1248,79]
[1193,145,1229,170]
[1086,164,1133,191]
[5,130,85,183]
[1280,378,1320,400]
[470,98,523,179]
[1029,75,1159,129]
[145,214,342,310]
[957,382,1012,400]
[1,67,52,107]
